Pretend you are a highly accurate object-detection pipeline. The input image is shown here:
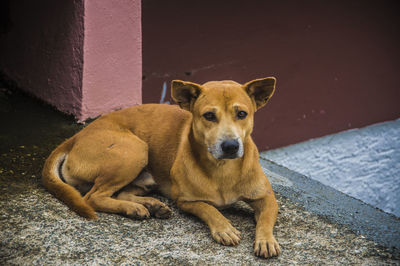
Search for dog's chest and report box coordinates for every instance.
[212,190,241,208]
[208,164,243,207]
[210,178,242,207]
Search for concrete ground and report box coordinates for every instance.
[0,87,399,265]
[262,119,400,217]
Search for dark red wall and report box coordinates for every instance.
[142,0,400,151]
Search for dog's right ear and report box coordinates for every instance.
[171,80,203,111]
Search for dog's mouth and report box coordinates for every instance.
[219,154,240,160]
[208,138,244,160]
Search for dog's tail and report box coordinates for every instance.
[42,139,97,219]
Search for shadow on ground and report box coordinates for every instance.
[0,87,398,264]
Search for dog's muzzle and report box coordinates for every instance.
[208,137,244,160]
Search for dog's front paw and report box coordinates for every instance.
[254,236,281,258]
[211,223,241,246]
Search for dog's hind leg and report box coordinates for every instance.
[67,131,152,219]
[116,172,172,219]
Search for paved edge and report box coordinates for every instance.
[260,157,400,250]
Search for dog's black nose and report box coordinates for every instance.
[221,139,239,155]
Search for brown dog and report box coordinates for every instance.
[42,77,281,258]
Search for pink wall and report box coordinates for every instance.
[81,0,142,121]
[0,0,142,121]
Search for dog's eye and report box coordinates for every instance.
[237,111,247,120]
[203,112,217,122]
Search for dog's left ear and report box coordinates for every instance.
[243,77,276,110]
[171,80,203,111]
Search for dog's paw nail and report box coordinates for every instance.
[155,206,172,219]
[145,202,172,219]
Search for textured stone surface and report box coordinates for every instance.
[0,174,398,265]
[261,119,400,217]
[261,159,400,251]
